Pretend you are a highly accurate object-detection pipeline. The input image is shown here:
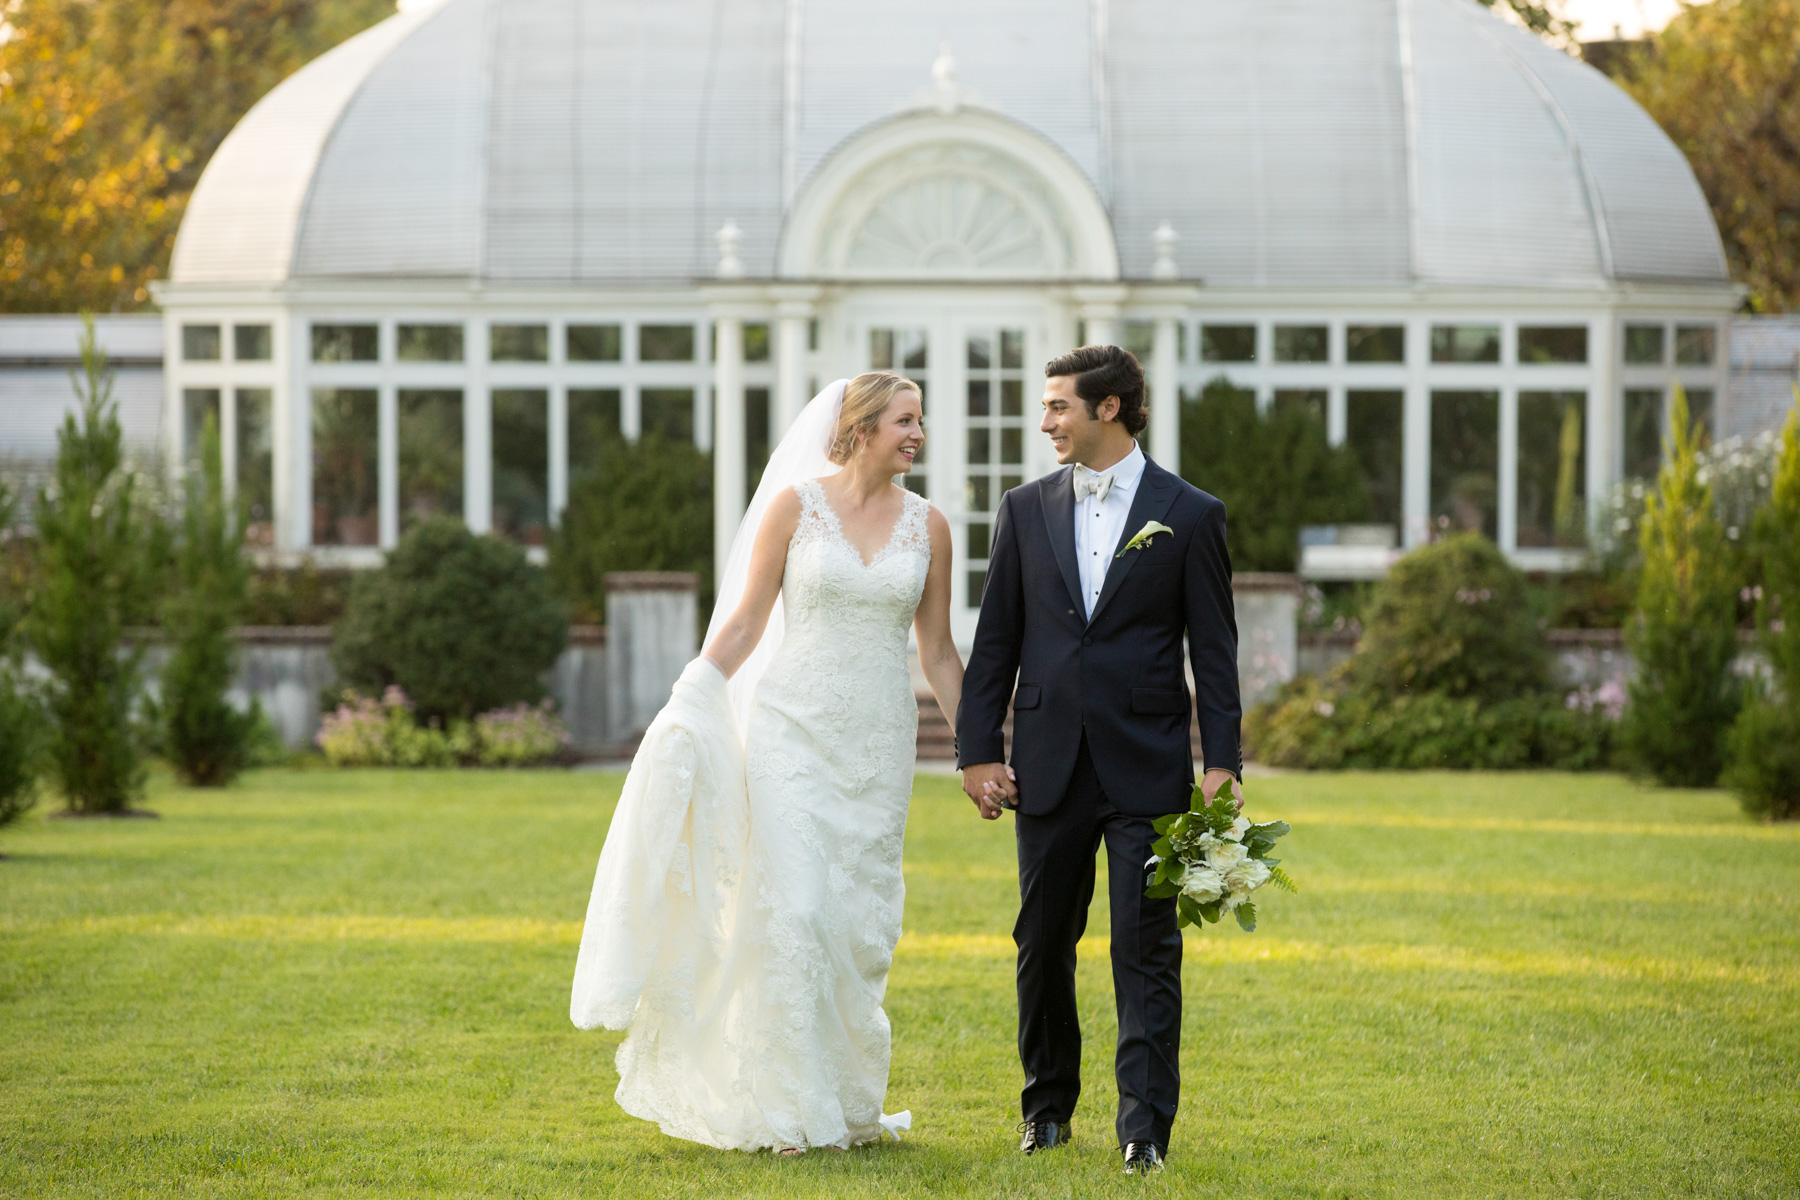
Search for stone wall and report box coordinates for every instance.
[1232,574,1301,707]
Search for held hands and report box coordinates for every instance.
[962,765,1234,817]
[961,762,1017,820]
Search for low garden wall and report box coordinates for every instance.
[1299,626,1761,691]
[129,572,697,757]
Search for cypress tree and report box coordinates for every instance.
[161,412,259,786]
[24,315,159,813]
[1622,387,1742,787]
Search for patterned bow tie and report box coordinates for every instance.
[1074,469,1114,503]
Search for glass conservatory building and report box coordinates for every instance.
[153,0,1735,641]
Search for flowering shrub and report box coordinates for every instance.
[473,702,570,766]
[1593,427,1780,576]
[1565,676,1629,722]
[316,687,568,768]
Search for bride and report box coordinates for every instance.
[570,373,968,1154]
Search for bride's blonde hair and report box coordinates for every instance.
[829,372,921,465]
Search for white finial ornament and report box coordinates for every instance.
[1152,221,1179,281]
[715,220,744,279]
[932,42,959,113]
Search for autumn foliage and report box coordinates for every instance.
[1622,0,1800,314]
[0,0,391,313]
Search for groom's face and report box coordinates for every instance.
[1040,374,1119,466]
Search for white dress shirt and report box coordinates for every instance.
[1072,443,1147,619]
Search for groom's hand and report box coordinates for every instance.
[1201,768,1242,810]
[961,762,1016,820]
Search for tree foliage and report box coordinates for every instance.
[1178,379,1372,573]
[548,433,713,623]
[0,0,393,312]
[24,317,162,812]
[1475,0,1578,44]
[1622,389,1743,787]
[159,413,259,786]
[332,517,569,725]
[1620,0,1800,313]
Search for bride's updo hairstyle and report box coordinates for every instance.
[828,371,921,465]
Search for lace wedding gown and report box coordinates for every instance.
[573,481,930,1152]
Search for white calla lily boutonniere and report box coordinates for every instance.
[1116,519,1175,559]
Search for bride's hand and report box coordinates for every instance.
[961,762,1015,819]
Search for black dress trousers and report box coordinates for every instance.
[1013,733,1183,1151]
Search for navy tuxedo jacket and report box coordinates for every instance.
[956,455,1242,817]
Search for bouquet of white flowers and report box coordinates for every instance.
[1144,779,1296,932]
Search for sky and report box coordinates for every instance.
[1561,0,1708,40]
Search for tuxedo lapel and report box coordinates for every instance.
[1086,457,1180,627]
[1038,466,1085,615]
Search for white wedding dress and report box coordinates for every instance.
[571,472,929,1152]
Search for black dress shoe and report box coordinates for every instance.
[1122,1141,1165,1175]
[1018,1120,1072,1154]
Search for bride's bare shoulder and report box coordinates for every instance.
[923,502,953,545]
[755,487,804,538]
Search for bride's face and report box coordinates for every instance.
[856,389,925,475]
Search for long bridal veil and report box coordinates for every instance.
[706,378,848,729]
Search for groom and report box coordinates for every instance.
[957,344,1242,1176]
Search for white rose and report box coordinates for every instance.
[1207,841,1248,873]
[1228,815,1251,840]
[1221,890,1247,912]
[1179,867,1225,903]
[1224,858,1270,894]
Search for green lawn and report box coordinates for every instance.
[1,768,1796,1198]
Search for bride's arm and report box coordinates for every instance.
[701,488,802,679]
[914,506,965,731]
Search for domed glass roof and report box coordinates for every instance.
[171,0,1727,289]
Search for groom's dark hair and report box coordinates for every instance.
[1045,344,1148,437]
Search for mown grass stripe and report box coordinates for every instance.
[895,933,1799,989]
[10,913,1791,991]
[1280,812,1800,839]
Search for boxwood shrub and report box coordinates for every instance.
[332,518,568,724]
[1247,534,1616,770]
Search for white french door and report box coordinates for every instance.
[854,303,1056,643]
